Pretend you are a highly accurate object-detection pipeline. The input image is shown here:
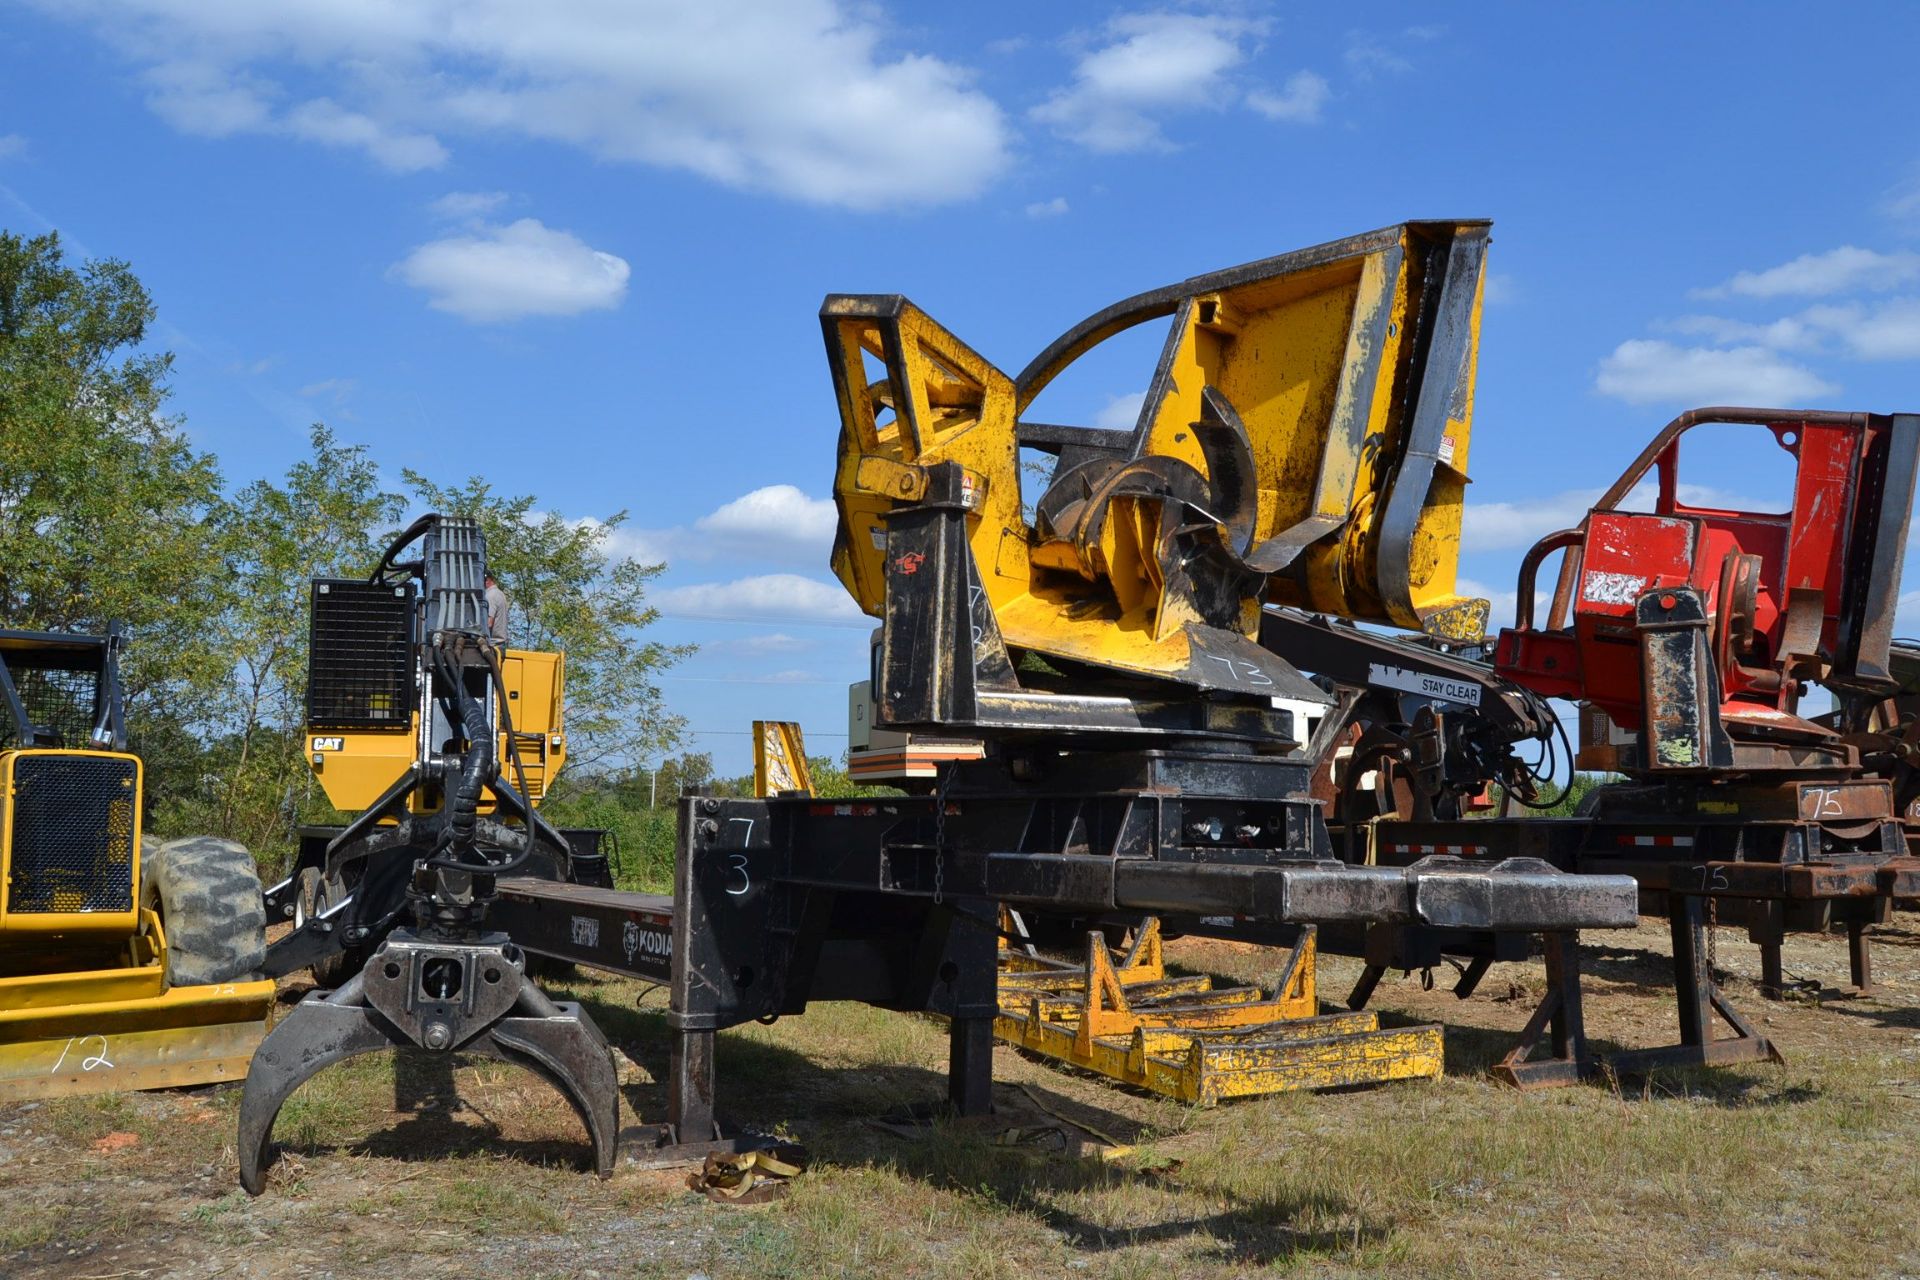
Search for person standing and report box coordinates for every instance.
[483,572,510,644]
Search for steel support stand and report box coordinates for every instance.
[669,1027,717,1143]
[1453,955,1493,999]
[1671,894,1710,1048]
[1750,898,1787,999]
[1492,931,1591,1089]
[948,1015,995,1116]
[1603,894,1783,1076]
[1759,941,1786,999]
[1847,919,1876,995]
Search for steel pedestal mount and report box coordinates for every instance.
[238,928,620,1195]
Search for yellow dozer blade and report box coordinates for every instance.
[0,934,275,1102]
[826,220,1490,698]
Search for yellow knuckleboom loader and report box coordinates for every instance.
[258,512,596,984]
[0,628,274,1101]
[241,515,620,1194]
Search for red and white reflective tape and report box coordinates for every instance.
[1386,843,1488,856]
[1616,834,1694,847]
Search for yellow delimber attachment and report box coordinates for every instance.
[990,920,1441,1105]
[825,221,1493,703]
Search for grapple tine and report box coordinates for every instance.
[237,995,393,1195]
[488,1005,622,1179]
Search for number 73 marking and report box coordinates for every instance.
[1203,655,1272,687]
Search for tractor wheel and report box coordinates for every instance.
[296,866,365,989]
[141,836,268,987]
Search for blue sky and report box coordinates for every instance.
[4,2,1920,772]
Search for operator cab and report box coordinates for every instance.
[0,627,126,753]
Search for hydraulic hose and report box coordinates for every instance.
[437,646,495,859]
[367,513,437,585]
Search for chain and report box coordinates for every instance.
[931,763,951,906]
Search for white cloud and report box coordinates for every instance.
[1456,576,1518,628]
[712,632,813,655]
[282,97,447,172]
[0,133,25,159]
[1032,11,1262,153]
[654,573,866,625]
[1094,390,1146,431]
[1464,479,1779,558]
[139,60,444,171]
[1482,272,1519,306]
[1657,313,1820,351]
[1695,246,1920,299]
[430,190,511,221]
[142,59,274,136]
[1025,196,1070,218]
[1797,298,1920,361]
[1885,169,1920,223]
[296,376,356,403]
[614,485,839,570]
[1461,489,1607,553]
[1246,70,1328,123]
[1657,297,1920,363]
[392,218,629,323]
[39,0,1010,209]
[694,485,837,547]
[1593,340,1839,406]
[1898,590,1920,638]
[1343,31,1413,80]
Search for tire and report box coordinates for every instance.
[298,866,363,989]
[141,835,268,987]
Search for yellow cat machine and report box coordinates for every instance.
[258,513,612,984]
[240,515,620,1194]
[0,627,273,1101]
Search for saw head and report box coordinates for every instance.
[824,221,1493,713]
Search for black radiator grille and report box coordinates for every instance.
[5,753,137,914]
[307,579,416,730]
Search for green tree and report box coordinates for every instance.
[189,426,406,849]
[399,472,690,777]
[0,230,229,801]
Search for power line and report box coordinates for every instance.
[657,674,847,687]
[683,729,848,740]
[656,612,870,631]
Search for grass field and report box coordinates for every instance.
[5,918,1920,1279]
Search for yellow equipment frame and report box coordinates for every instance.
[991,919,1441,1104]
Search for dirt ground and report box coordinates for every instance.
[6,916,1920,1280]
